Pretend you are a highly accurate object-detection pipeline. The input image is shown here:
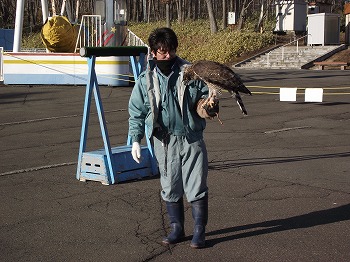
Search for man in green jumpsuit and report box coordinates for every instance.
[128,27,218,249]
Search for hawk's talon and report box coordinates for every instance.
[216,113,223,125]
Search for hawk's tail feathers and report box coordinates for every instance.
[234,92,248,115]
[238,83,252,95]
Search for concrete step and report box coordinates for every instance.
[236,45,343,69]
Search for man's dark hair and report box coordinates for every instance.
[148,27,178,54]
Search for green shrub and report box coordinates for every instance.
[22,32,45,49]
[129,20,274,64]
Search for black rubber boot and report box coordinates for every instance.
[190,196,208,249]
[162,198,185,245]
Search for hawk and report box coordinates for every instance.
[183,60,251,115]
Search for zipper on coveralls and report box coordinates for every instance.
[161,132,170,177]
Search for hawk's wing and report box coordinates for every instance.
[192,60,251,95]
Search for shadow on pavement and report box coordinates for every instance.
[208,151,350,171]
[206,203,350,247]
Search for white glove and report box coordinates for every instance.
[131,142,141,164]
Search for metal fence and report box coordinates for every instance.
[74,15,149,54]
[74,15,102,53]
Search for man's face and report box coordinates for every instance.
[152,48,176,60]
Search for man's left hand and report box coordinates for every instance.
[196,96,219,119]
[202,96,219,117]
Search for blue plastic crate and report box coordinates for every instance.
[79,145,157,185]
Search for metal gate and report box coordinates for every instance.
[74,15,103,53]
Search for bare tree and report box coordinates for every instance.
[236,0,254,30]
[255,0,274,33]
[166,2,171,27]
[160,0,172,27]
[2,0,343,32]
[256,0,264,32]
[175,0,180,23]
[143,0,147,21]
[147,0,151,22]
[27,0,37,31]
[204,0,218,33]
[222,0,227,29]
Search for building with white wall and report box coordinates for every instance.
[274,0,308,34]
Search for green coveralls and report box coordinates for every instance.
[128,57,209,202]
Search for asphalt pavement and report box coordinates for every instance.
[0,69,349,261]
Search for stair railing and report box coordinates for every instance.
[267,34,312,66]
[127,29,149,49]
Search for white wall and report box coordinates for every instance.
[275,0,307,32]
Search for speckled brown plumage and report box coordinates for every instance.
[184,60,251,115]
